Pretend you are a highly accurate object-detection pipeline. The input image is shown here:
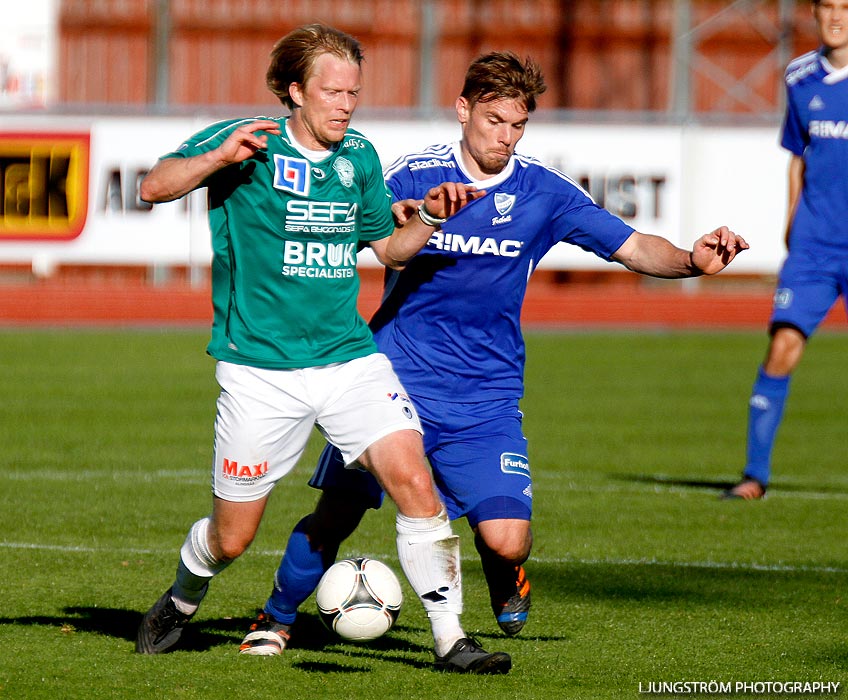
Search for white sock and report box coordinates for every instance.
[172,517,230,614]
[395,508,465,655]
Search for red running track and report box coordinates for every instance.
[1,275,846,331]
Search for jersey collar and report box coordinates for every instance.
[451,142,515,188]
[820,50,848,84]
[284,119,339,162]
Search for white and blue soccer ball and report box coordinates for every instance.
[316,557,403,642]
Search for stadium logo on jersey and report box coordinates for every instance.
[409,158,455,171]
[274,155,310,195]
[500,453,530,478]
[786,58,819,86]
[428,231,523,257]
[809,95,825,111]
[494,193,516,215]
[774,288,793,309]
[333,157,355,188]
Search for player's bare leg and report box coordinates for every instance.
[475,519,532,635]
[136,496,268,654]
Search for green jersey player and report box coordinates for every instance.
[135,23,510,674]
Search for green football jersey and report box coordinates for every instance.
[162,117,395,369]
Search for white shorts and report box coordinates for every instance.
[211,353,422,502]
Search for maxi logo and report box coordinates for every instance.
[273,155,310,195]
[221,459,269,479]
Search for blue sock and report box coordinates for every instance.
[744,367,791,486]
[264,516,338,625]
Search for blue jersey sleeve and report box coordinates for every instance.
[551,195,634,261]
[386,167,416,202]
[780,83,807,156]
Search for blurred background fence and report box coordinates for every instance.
[53,0,815,119]
[0,1,833,326]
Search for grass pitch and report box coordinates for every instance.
[1,329,846,699]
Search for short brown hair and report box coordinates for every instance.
[460,51,547,113]
[267,24,364,109]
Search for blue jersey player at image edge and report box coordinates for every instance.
[725,0,848,500]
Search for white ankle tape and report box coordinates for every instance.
[395,508,450,537]
[180,517,228,577]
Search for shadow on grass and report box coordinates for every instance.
[615,473,848,497]
[529,558,848,610]
[615,473,737,493]
[0,607,434,668]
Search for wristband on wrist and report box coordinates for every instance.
[417,202,448,227]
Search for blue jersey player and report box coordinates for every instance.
[725,0,848,500]
[243,51,747,654]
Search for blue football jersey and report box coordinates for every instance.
[374,142,634,402]
[782,50,848,252]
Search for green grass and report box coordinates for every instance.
[1,329,846,699]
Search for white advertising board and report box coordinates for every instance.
[0,114,787,273]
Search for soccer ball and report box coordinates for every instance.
[316,557,403,642]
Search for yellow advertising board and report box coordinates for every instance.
[0,132,90,240]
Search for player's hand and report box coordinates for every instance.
[391,199,419,227]
[691,226,749,275]
[421,182,486,221]
[218,120,282,165]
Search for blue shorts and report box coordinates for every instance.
[309,396,532,527]
[770,250,848,338]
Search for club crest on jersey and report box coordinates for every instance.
[774,288,793,309]
[494,193,516,215]
[274,155,310,195]
[333,157,355,188]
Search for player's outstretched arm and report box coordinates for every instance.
[371,183,486,269]
[140,120,281,203]
[611,227,748,278]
